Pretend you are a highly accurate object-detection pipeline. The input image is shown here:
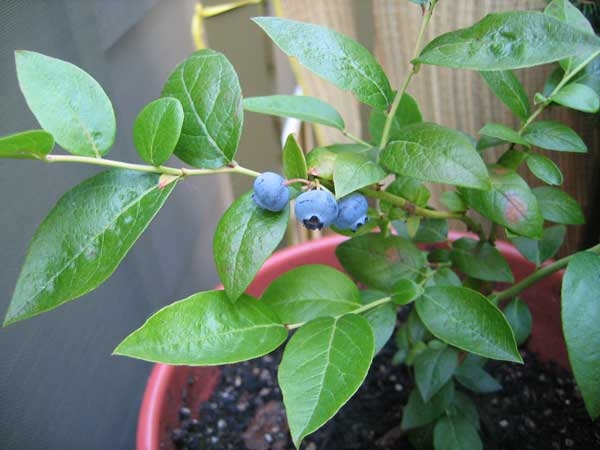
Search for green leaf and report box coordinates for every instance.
[450,237,514,283]
[461,167,543,238]
[360,290,396,354]
[552,83,600,113]
[282,133,308,181]
[401,381,455,430]
[414,344,459,402]
[562,252,600,419]
[391,279,424,305]
[450,392,480,430]
[386,177,431,208]
[162,49,242,169]
[476,135,506,151]
[416,11,600,70]
[0,130,54,159]
[336,234,427,291]
[427,268,462,288]
[279,314,375,447]
[480,70,530,120]
[253,17,393,109]
[380,123,490,189]
[333,151,385,199]
[394,218,448,243]
[260,265,360,324]
[533,186,585,225]
[440,191,466,212]
[503,298,532,346]
[478,123,530,147]
[4,170,176,325]
[214,192,289,301]
[15,51,115,157]
[511,225,566,266]
[526,153,563,185]
[574,54,600,96]
[306,147,337,180]
[522,121,587,153]
[113,290,286,364]
[433,414,483,450]
[243,95,345,129]
[454,359,502,393]
[133,97,184,166]
[416,286,522,363]
[369,93,422,143]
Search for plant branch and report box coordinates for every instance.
[491,242,600,303]
[285,296,392,330]
[342,129,372,147]
[44,154,260,178]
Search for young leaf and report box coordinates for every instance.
[480,70,530,121]
[15,51,116,157]
[336,234,427,291]
[454,359,502,393]
[360,290,396,354]
[214,192,289,301]
[511,225,566,266]
[440,191,466,212]
[113,290,287,364]
[369,93,422,143]
[380,123,490,190]
[260,264,360,324]
[401,381,455,430]
[478,123,530,148]
[562,252,600,419]
[503,298,533,346]
[552,83,600,113]
[461,167,543,238]
[162,49,243,169]
[253,17,393,109]
[414,344,459,402]
[0,130,54,159]
[526,153,563,186]
[522,121,587,153]
[533,186,585,225]
[415,286,522,363]
[333,152,385,199]
[450,237,514,283]
[3,170,176,325]
[279,314,375,447]
[133,97,184,166]
[416,11,600,70]
[243,95,345,130]
[391,279,424,305]
[433,414,483,450]
[282,133,308,181]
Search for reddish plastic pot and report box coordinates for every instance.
[136,232,567,450]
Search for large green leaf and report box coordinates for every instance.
[282,133,308,181]
[401,381,455,430]
[214,192,289,301]
[450,237,514,283]
[417,11,600,70]
[336,234,427,291]
[133,97,184,166]
[522,121,587,153]
[279,314,375,447]
[369,93,422,143]
[414,343,459,402]
[0,130,54,159]
[533,186,585,225]
[243,95,345,129]
[113,290,287,364]
[562,252,600,419]
[162,49,242,169]
[480,70,530,121]
[15,51,116,157]
[333,152,385,199]
[4,170,176,325]
[380,123,490,189]
[511,225,566,266]
[461,167,543,238]
[253,17,393,109]
[415,286,522,362]
[552,83,600,113]
[260,264,360,324]
[433,414,483,450]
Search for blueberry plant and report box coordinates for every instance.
[2,0,600,448]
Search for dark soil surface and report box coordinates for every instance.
[170,343,600,450]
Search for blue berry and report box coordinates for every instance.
[294,189,338,230]
[252,172,289,212]
[333,193,369,231]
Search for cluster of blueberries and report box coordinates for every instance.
[252,172,369,232]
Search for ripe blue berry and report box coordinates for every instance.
[252,172,289,212]
[333,193,369,231]
[294,189,339,230]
